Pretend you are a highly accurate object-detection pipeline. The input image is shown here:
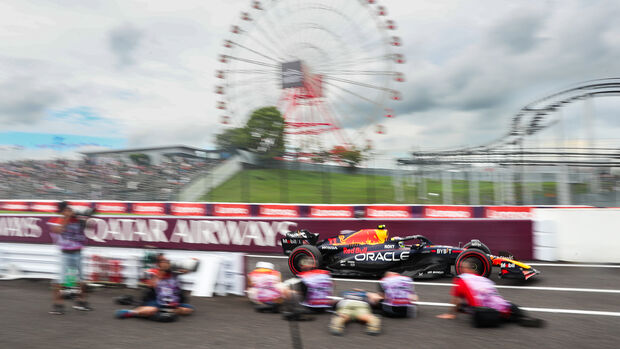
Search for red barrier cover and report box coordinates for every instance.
[309,205,354,218]
[68,201,92,211]
[213,203,251,217]
[131,202,166,215]
[424,206,473,218]
[95,202,128,214]
[365,205,411,218]
[259,205,299,218]
[170,203,206,216]
[1,201,30,211]
[485,206,532,219]
[30,202,58,213]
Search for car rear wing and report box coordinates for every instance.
[281,230,320,255]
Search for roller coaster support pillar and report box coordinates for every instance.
[442,171,452,204]
[468,171,479,205]
[556,165,571,205]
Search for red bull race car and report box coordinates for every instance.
[281,225,539,280]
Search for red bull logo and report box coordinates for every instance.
[343,247,368,254]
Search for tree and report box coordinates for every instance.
[129,153,150,166]
[245,106,286,160]
[215,127,249,154]
[214,106,285,161]
[330,145,364,168]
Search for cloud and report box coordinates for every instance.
[0,57,64,125]
[487,13,545,53]
[0,80,61,125]
[108,24,143,67]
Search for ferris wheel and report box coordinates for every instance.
[215,0,405,153]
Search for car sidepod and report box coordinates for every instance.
[326,243,411,272]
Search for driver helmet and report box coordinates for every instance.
[256,261,275,270]
[376,224,388,242]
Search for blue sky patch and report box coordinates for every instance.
[48,106,108,125]
[0,131,126,151]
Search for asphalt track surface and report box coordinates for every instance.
[1,256,620,349]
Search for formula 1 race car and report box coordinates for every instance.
[281,226,539,280]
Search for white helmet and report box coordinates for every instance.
[256,261,275,270]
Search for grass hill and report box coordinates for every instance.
[200,168,506,204]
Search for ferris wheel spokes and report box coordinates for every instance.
[227,40,281,63]
[216,0,403,152]
[322,75,395,92]
[222,54,280,68]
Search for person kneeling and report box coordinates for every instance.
[115,254,194,322]
[436,260,543,328]
[247,262,285,313]
[375,271,418,318]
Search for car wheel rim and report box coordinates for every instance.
[464,257,484,275]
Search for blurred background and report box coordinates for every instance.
[1,0,619,206]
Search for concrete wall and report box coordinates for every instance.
[533,208,620,263]
[178,155,242,201]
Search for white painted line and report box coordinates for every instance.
[415,302,620,317]
[495,285,620,294]
[528,263,620,268]
[246,255,289,259]
[416,301,452,307]
[332,278,620,294]
[520,307,620,317]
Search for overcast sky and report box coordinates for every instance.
[1,0,619,161]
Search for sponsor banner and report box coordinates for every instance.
[309,205,354,218]
[1,201,30,211]
[171,203,207,216]
[95,202,128,214]
[213,203,251,217]
[30,202,58,213]
[424,206,473,219]
[0,215,534,258]
[485,206,532,219]
[259,205,300,218]
[365,206,411,219]
[131,202,166,215]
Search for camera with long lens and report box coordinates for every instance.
[73,207,97,229]
[143,252,200,274]
[74,207,97,218]
[170,258,200,273]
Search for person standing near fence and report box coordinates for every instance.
[48,201,92,315]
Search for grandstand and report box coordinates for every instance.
[0,146,223,201]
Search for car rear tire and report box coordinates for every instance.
[463,240,491,254]
[455,248,492,278]
[288,245,322,275]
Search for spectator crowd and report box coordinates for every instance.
[0,157,221,201]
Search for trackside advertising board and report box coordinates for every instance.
[0,215,533,258]
[0,200,581,218]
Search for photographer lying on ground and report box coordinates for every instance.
[329,289,382,336]
[115,254,195,322]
